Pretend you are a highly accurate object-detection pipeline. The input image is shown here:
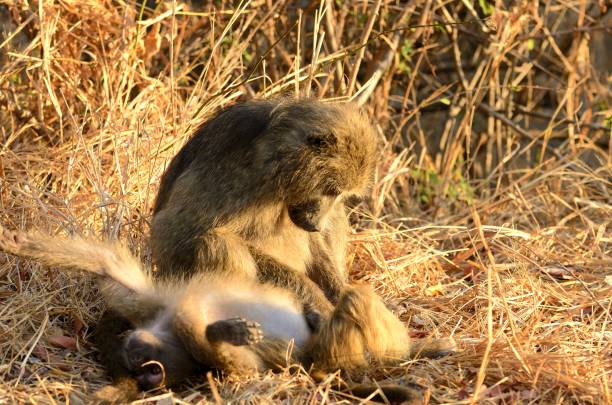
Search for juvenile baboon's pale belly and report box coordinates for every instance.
[198,287,310,346]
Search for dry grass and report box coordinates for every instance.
[0,0,610,403]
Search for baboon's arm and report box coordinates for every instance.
[305,206,351,304]
[305,242,345,305]
[152,207,258,279]
[251,250,334,317]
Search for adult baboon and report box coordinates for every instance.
[151,98,377,306]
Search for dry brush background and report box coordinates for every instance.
[0,0,610,403]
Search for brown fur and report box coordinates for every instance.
[0,227,455,404]
[96,98,379,400]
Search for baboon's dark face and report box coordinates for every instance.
[288,195,340,232]
[123,329,198,389]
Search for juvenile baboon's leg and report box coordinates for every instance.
[252,250,334,318]
[206,318,266,373]
[173,298,264,373]
[205,317,264,346]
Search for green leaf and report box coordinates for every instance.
[400,40,413,60]
[527,38,535,50]
[440,97,451,106]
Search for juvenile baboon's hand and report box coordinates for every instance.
[206,317,264,346]
[410,336,458,359]
[0,226,26,255]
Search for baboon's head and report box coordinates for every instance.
[260,99,377,232]
[123,327,198,390]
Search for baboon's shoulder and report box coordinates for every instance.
[154,100,276,213]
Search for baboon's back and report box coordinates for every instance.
[153,100,276,214]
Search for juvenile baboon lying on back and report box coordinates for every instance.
[0,226,456,404]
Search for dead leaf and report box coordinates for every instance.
[457,388,470,400]
[409,330,430,339]
[539,265,573,280]
[486,384,504,398]
[143,24,161,62]
[32,345,50,362]
[33,345,65,365]
[72,315,85,338]
[47,335,77,350]
[424,283,445,296]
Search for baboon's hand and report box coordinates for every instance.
[206,317,264,346]
[303,303,322,332]
[410,336,458,359]
[0,226,26,255]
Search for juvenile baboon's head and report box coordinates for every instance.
[258,99,377,232]
[123,327,198,390]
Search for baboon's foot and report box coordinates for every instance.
[206,317,264,346]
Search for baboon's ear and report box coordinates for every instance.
[306,132,337,150]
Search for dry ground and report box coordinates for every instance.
[0,1,610,404]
